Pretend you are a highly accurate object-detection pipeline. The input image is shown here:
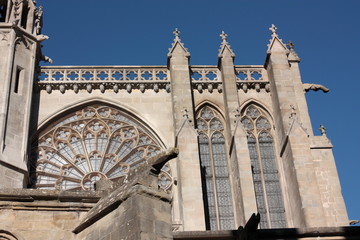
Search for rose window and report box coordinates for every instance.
[30,105,173,191]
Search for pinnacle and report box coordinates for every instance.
[266,24,288,54]
[218,31,235,58]
[168,28,190,58]
[287,40,300,61]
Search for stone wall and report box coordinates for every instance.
[0,202,91,240]
[76,192,172,240]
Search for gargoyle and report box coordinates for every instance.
[41,55,53,64]
[303,83,329,93]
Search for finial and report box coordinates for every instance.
[269,24,278,37]
[319,124,327,136]
[168,28,190,58]
[234,108,241,124]
[218,31,235,58]
[173,28,180,38]
[290,105,296,119]
[287,40,295,50]
[220,31,228,42]
[182,108,189,119]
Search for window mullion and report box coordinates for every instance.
[208,130,221,230]
[256,129,271,228]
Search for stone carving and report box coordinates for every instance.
[173,28,180,38]
[182,108,189,120]
[234,108,241,124]
[218,31,235,57]
[0,32,9,41]
[11,0,23,24]
[36,34,48,42]
[37,66,171,93]
[73,148,178,234]
[41,55,53,64]
[15,36,31,49]
[59,84,65,93]
[34,6,43,35]
[319,124,327,136]
[287,40,300,61]
[73,84,79,93]
[269,24,278,36]
[99,84,105,93]
[168,28,190,57]
[303,83,329,93]
[235,66,270,93]
[289,105,297,119]
[166,83,171,93]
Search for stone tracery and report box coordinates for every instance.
[241,104,286,229]
[30,105,173,191]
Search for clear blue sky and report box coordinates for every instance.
[37,0,360,224]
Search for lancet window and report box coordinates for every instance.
[29,104,173,192]
[197,106,234,230]
[241,105,286,228]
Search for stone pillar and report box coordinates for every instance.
[218,32,256,227]
[168,29,205,230]
[265,26,326,227]
[287,43,313,135]
[0,0,44,188]
[232,119,258,225]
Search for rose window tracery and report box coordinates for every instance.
[30,105,173,191]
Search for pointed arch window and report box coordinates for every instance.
[241,105,286,228]
[29,104,173,192]
[197,106,234,230]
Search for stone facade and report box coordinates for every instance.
[0,1,353,240]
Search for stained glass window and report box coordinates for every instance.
[241,105,286,228]
[197,106,234,230]
[29,104,173,192]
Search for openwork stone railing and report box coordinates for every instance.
[190,66,222,93]
[37,66,171,94]
[235,65,270,93]
[36,65,270,94]
[190,65,270,93]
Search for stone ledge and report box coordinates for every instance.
[0,200,95,212]
[173,227,360,239]
[0,188,102,203]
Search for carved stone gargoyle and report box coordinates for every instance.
[303,83,329,93]
[73,147,178,234]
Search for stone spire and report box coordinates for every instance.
[167,28,190,58]
[287,40,301,62]
[266,24,289,54]
[218,31,235,58]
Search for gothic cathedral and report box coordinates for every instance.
[0,1,353,240]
